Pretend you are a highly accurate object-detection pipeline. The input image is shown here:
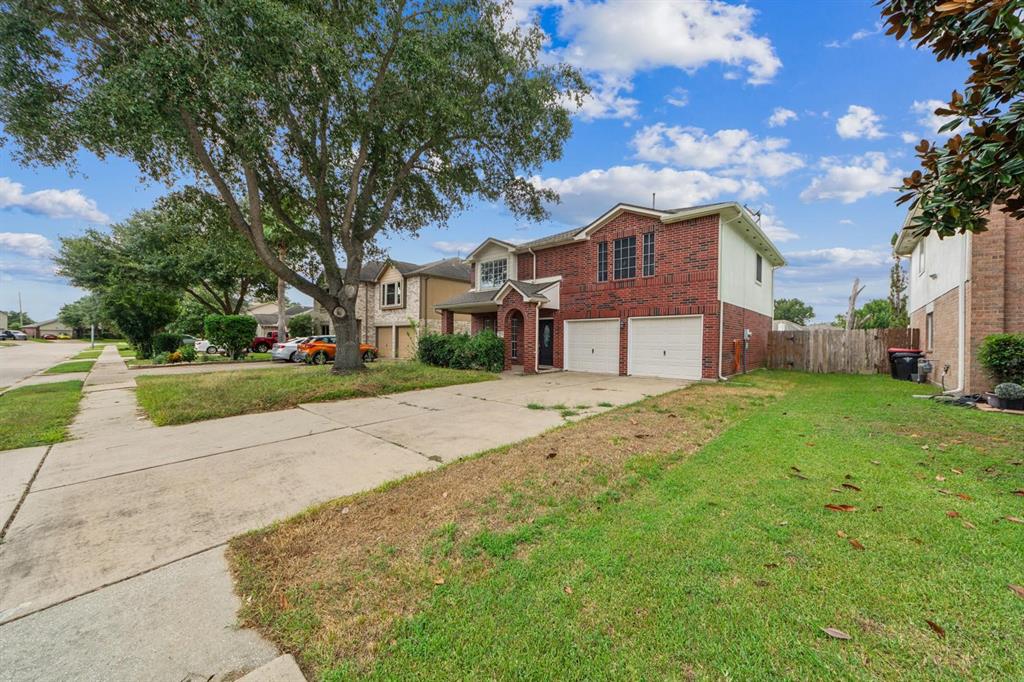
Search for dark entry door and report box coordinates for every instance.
[538,319,554,366]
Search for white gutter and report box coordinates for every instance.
[718,300,728,381]
[527,247,537,280]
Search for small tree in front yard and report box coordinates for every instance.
[204,315,257,360]
[102,285,179,358]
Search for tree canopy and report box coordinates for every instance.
[55,190,276,315]
[881,0,1024,235]
[58,294,116,336]
[0,0,585,370]
[832,298,906,330]
[773,298,814,325]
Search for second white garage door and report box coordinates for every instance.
[564,319,619,374]
[628,315,703,380]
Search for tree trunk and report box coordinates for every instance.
[845,278,864,331]
[276,243,288,342]
[329,294,362,373]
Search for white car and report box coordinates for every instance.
[193,339,223,355]
[271,336,311,362]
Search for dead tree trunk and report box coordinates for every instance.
[846,278,865,331]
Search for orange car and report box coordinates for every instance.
[296,336,378,364]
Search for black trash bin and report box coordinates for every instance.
[888,348,923,381]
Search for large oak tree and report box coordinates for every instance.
[0,0,584,371]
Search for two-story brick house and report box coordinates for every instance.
[894,204,1023,394]
[311,257,472,358]
[435,201,784,378]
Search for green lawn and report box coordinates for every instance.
[0,381,84,450]
[73,349,103,359]
[43,360,95,374]
[230,372,1024,680]
[137,361,496,426]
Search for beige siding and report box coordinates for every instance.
[421,277,471,325]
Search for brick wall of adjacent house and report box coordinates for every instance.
[910,285,961,390]
[721,302,771,376]
[966,207,1024,392]
[515,211,722,378]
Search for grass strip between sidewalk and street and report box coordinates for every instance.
[0,381,84,451]
[42,360,95,375]
[72,349,102,359]
[136,361,496,426]
[128,352,272,367]
[228,372,1024,680]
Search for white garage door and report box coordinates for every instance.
[564,319,619,374]
[628,316,703,380]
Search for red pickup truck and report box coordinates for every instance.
[251,330,281,353]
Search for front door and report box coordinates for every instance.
[538,319,554,366]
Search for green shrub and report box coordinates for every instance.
[289,313,313,337]
[977,333,1024,385]
[178,345,197,363]
[153,332,183,355]
[152,351,171,365]
[417,331,503,372]
[994,382,1024,400]
[204,314,257,360]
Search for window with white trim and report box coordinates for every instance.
[509,315,521,360]
[925,312,934,351]
[479,258,508,289]
[381,281,402,307]
[642,232,655,277]
[613,236,636,280]
[918,241,926,275]
[597,241,608,282]
[755,253,763,284]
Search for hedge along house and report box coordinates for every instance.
[435,202,784,378]
[311,257,472,358]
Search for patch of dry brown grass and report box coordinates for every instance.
[228,374,792,676]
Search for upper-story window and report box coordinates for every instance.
[918,240,926,275]
[597,241,608,282]
[613,236,636,280]
[755,253,763,284]
[381,281,402,307]
[642,232,655,277]
[479,258,507,289]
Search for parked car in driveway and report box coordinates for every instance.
[193,339,223,355]
[251,330,280,353]
[42,333,58,340]
[271,336,311,362]
[296,337,378,365]
[2,330,28,340]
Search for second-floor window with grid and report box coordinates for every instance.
[597,241,608,282]
[381,281,402,307]
[642,232,655,277]
[613,236,636,280]
[479,258,507,289]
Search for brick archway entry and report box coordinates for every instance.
[497,289,538,373]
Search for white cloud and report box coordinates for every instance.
[431,240,479,256]
[835,105,886,140]
[825,23,882,48]
[800,152,905,204]
[0,177,109,223]
[784,247,889,269]
[0,232,56,259]
[767,107,797,127]
[632,124,804,178]
[531,164,764,225]
[838,218,855,225]
[665,87,689,108]
[909,99,967,138]
[751,206,799,242]
[519,0,780,120]
[900,131,920,144]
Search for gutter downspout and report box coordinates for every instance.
[718,300,729,381]
[527,247,537,280]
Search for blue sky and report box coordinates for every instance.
[1,0,966,323]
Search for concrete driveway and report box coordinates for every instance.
[0,341,87,388]
[0,370,685,680]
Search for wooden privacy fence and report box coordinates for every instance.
[767,328,921,374]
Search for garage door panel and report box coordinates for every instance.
[396,326,415,359]
[565,320,619,374]
[628,316,702,380]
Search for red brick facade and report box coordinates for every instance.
[721,302,772,376]
[441,207,775,379]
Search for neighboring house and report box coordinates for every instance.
[21,318,75,338]
[435,201,784,378]
[894,204,1023,394]
[246,302,312,336]
[0,311,7,330]
[773,319,807,331]
[311,258,472,358]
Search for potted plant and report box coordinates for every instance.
[987,382,1024,411]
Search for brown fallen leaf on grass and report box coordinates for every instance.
[925,619,946,639]
[754,579,770,587]
[764,562,780,569]
[871,460,881,465]
[563,585,573,595]
[1012,489,1024,497]
[937,488,952,495]
[935,474,946,481]
[279,592,290,610]
[956,493,972,501]
[1005,516,1023,524]
[922,444,930,450]
[837,530,848,538]
[830,487,843,493]
[842,483,862,492]
[821,627,852,640]
[791,473,810,480]
[825,504,857,512]
[872,505,884,512]
[545,451,557,459]
[433,577,445,585]
[962,521,976,530]
[952,468,963,475]
[805,442,816,447]
[791,466,802,473]
[849,538,865,550]
[1008,584,1024,599]
[946,510,960,518]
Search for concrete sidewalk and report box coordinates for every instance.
[0,366,686,680]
